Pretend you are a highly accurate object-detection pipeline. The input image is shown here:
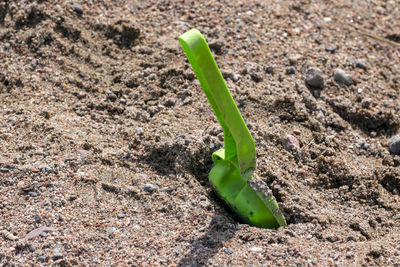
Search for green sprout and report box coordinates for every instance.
[179,29,287,229]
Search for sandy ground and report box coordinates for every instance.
[0,0,400,266]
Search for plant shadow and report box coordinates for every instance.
[177,213,237,266]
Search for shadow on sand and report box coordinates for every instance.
[177,214,237,266]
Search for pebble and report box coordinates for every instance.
[282,134,300,151]
[40,166,53,173]
[224,248,234,254]
[143,183,156,193]
[388,135,400,155]
[117,213,126,219]
[286,67,295,75]
[0,167,9,173]
[38,256,46,262]
[265,66,274,74]
[231,73,239,82]
[333,69,353,86]
[108,227,117,237]
[29,245,35,252]
[68,194,77,201]
[134,127,143,136]
[52,252,63,260]
[305,68,324,88]
[106,90,117,102]
[361,98,373,108]
[325,46,337,53]
[40,232,48,237]
[172,246,183,255]
[28,191,38,197]
[70,3,83,15]
[288,55,301,65]
[355,60,367,70]
[249,247,263,252]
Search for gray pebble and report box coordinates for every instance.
[68,194,77,201]
[224,248,234,254]
[106,90,117,102]
[70,3,83,15]
[286,67,295,75]
[108,227,117,237]
[305,68,324,88]
[388,135,400,155]
[334,69,353,86]
[265,66,274,74]
[361,98,373,108]
[347,58,355,65]
[282,134,300,151]
[134,127,143,136]
[325,46,337,53]
[231,73,239,82]
[355,60,367,70]
[29,245,35,252]
[40,166,53,173]
[172,246,183,255]
[140,47,153,55]
[38,256,46,262]
[143,183,156,193]
[117,213,125,219]
[0,168,9,173]
[148,73,157,80]
[28,191,38,197]
[40,232,48,237]
[52,252,63,260]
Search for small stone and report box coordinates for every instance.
[305,68,324,88]
[231,73,239,82]
[106,90,117,102]
[355,60,367,70]
[282,134,300,151]
[134,127,143,136]
[70,3,83,15]
[172,246,183,255]
[361,98,373,108]
[388,135,400,155]
[0,168,9,173]
[52,252,63,260]
[68,194,77,201]
[333,69,353,86]
[117,213,125,219]
[293,128,301,135]
[143,183,156,193]
[325,46,337,53]
[38,256,46,262]
[323,17,332,22]
[265,66,274,74]
[29,245,35,252]
[224,248,233,254]
[40,166,53,173]
[28,191,38,197]
[286,67,295,75]
[288,55,301,65]
[40,232,48,237]
[347,58,355,65]
[249,247,263,252]
[140,47,153,55]
[108,227,117,238]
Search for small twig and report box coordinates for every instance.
[352,26,400,47]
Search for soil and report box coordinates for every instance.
[0,0,400,266]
